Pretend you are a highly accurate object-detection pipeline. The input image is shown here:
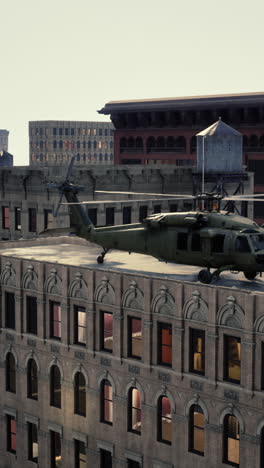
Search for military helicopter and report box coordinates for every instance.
[46,157,264,284]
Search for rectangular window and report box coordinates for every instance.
[74,440,86,468]
[88,208,97,226]
[123,206,131,224]
[100,449,112,468]
[169,203,178,212]
[177,232,188,250]
[139,205,148,222]
[50,301,61,340]
[158,322,172,367]
[189,329,205,375]
[2,207,10,229]
[5,292,15,329]
[29,208,37,233]
[106,207,115,226]
[101,312,113,353]
[28,422,38,463]
[44,209,53,230]
[15,207,21,230]
[224,335,241,384]
[50,431,61,468]
[26,296,38,335]
[127,460,140,468]
[153,204,161,214]
[74,306,86,345]
[6,415,16,454]
[128,317,142,360]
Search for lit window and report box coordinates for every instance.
[101,312,113,353]
[101,379,113,424]
[27,296,37,335]
[74,440,86,468]
[27,358,38,400]
[28,422,38,463]
[128,387,141,434]
[50,301,61,340]
[6,415,16,454]
[223,414,240,466]
[128,317,142,360]
[189,405,205,455]
[5,292,15,329]
[158,322,172,367]
[50,430,61,468]
[157,396,172,444]
[74,372,86,416]
[74,306,86,345]
[50,365,61,408]
[224,335,241,384]
[98,141,102,149]
[2,206,10,229]
[93,129,97,136]
[189,329,205,375]
[6,352,16,393]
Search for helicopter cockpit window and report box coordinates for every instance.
[235,236,251,253]
[177,232,188,250]
[212,234,225,253]
[191,233,201,252]
[250,234,264,252]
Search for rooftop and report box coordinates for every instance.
[0,237,263,294]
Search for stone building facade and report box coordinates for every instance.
[0,129,9,152]
[0,238,263,467]
[29,121,114,166]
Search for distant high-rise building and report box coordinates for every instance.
[0,129,9,152]
[29,120,114,166]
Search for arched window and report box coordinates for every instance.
[128,137,135,148]
[157,396,172,444]
[101,379,113,424]
[50,365,61,408]
[157,136,165,149]
[223,414,239,466]
[74,372,86,416]
[6,352,16,393]
[128,387,141,434]
[189,405,205,455]
[146,137,155,153]
[166,136,175,149]
[135,137,143,148]
[249,134,258,148]
[27,358,38,400]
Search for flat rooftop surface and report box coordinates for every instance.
[0,237,263,293]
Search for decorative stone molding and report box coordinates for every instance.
[151,285,175,316]
[97,371,116,395]
[22,265,38,291]
[71,365,89,387]
[183,290,208,322]
[125,378,145,404]
[68,272,88,300]
[25,351,40,372]
[254,315,264,333]
[154,387,176,413]
[217,296,245,329]
[44,269,62,295]
[48,357,64,380]
[122,281,144,310]
[185,396,209,424]
[95,276,115,305]
[0,261,16,286]
[219,405,245,433]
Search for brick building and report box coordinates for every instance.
[0,237,263,467]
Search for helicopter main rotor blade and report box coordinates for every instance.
[65,155,76,182]
[60,197,194,205]
[224,193,264,198]
[224,197,264,202]
[94,190,195,199]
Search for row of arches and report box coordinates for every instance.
[119,136,187,153]
[243,134,264,149]
[32,153,114,163]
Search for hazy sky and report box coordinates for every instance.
[2,0,264,165]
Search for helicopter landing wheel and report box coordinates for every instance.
[97,255,104,264]
[198,269,213,284]
[244,271,257,280]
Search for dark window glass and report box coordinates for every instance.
[5,292,15,329]
[170,203,178,212]
[101,379,113,424]
[262,342,264,390]
[153,204,161,214]
[28,208,37,233]
[139,205,148,222]
[6,352,16,393]
[128,317,142,359]
[50,301,61,340]
[128,387,141,434]
[235,236,251,253]
[223,414,240,466]
[6,415,16,453]
[212,234,225,253]
[157,396,172,444]
[74,372,86,416]
[2,207,10,229]
[189,405,205,455]
[100,449,112,468]
[74,440,86,468]
[158,322,172,367]
[44,209,53,230]
[101,312,113,353]
[127,460,140,468]
[27,296,37,335]
[28,422,38,463]
[15,207,21,230]
[177,232,188,250]
[27,358,38,400]
[191,233,201,251]
[260,427,264,468]
[71,128,75,136]
[106,207,115,226]
[189,329,205,375]
[74,306,86,345]
[123,206,132,224]
[224,335,241,384]
[53,128,57,136]
[59,128,63,136]
[50,431,61,468]
[88,208,97,226]
[50,365,61,408]
[65,128,69,136]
